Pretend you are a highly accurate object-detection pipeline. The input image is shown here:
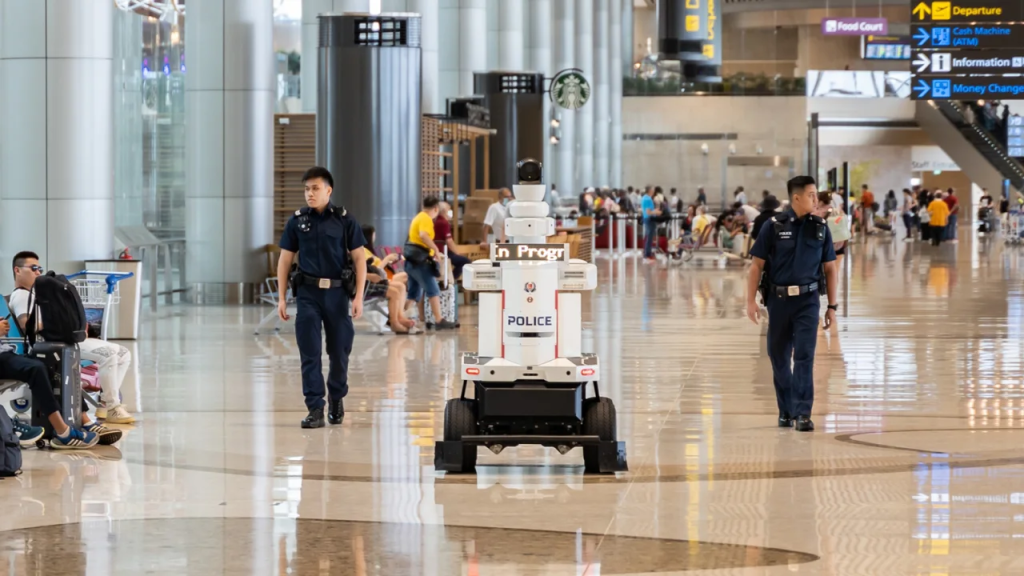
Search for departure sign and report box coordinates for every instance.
[911,75,1024,100]
[913,24,1024,48]
[912,49,1024,73]
[912,0,1024,22]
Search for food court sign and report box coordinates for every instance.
[821,17,889,36]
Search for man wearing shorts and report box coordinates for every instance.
[404,197,457,330]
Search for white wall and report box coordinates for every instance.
[622,96,807,206]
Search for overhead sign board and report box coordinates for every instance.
[822,17,888,36]
[913,24,1024,48]
[912,0,1024,22]
[863,35,911,59]
[1008,116,1024,156]
[911,75,1024,100]
[912,49,1024,73]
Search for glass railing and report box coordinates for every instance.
[623,74,806,97]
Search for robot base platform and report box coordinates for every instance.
[433,377,628,475]
[461,352,599,383]
[435,438,628,474]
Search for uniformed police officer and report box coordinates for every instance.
[746,176,838,432]
[277,167,367,429]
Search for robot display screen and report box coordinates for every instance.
[492,243,569,262]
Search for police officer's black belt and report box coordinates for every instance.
[295,272,344,289]
[770,282,818,297]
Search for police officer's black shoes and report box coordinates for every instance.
[778,414,794,428]
[327,398,344,425]
[794,416,814,432]
[301,407,325,429]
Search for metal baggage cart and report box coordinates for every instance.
[67,271,135,341]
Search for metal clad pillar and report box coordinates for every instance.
[0,0,115,292]
[575,0,594,190]
[318,13,422,248]
[473,72,545,189]
[554,0,575,195]
[186,0,275,303]
[594,0,610,187]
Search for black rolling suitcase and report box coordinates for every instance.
[29,342,82,435]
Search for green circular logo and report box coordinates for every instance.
[552,70,591,110]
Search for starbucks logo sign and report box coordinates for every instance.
[551,69,591,110]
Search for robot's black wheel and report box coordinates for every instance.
[443,399,478,472]
[35,439,47,450]
[582,397,617,473]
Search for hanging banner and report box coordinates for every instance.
[702,0,722,65]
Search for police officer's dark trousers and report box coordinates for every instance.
[295,284,353,410]
[766,291,819,418]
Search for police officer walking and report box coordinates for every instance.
[277,167,368,429]
[745,176,838,432]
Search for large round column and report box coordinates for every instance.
[302,1,370,113]
[593,0,610,187]
[459,0,486,95]
[0,0,114,289]
[529,0,553,189]
[410,0,441,113]
[498,0,525,70]
[621,0,633,75]
[186,0,274,303]
[319,14,422,248]
[575,0,594,190]
[554,0,575,195]
[610,0,623,187]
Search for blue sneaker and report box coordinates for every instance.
[50,426,99,450]
[11,418,44,448]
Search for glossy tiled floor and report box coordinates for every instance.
[3,231,1024,575]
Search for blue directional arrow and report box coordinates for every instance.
[914,28,930,46]
[914,79,931,99]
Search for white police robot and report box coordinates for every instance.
[434,159,628,474]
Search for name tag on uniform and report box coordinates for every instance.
[787,286,800,296]
[319,278,331,289]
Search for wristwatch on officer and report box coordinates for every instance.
[827,304,838,312]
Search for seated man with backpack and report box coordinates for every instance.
[0,316,99,449]
[10,252,129,442]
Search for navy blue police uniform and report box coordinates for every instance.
[280,204,366,413]
[749,209,835,420]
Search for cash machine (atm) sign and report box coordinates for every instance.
[913,24,1024,48]
[912,0,1023,22]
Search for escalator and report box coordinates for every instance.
[915,100,1024,193]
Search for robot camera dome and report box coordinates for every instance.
[516,159,542,184]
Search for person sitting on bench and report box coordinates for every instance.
[10,252,127,443]
[0,316,99,449]
[361,226,418,334]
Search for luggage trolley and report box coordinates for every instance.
[1003,210,1024,245]
[67,271,134,341]
[67,271,134,411]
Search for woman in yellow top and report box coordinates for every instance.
[927,192,950,246]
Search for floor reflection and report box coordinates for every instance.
[5,234,1024,574]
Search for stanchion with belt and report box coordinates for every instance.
[616,214,626,257]
[632,214,641,254]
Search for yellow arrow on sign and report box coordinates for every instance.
[912,2,932,19]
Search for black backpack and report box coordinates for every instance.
[0,409,22,477]
[24,272,87,345]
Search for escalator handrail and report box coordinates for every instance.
[933,100,1024,189]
